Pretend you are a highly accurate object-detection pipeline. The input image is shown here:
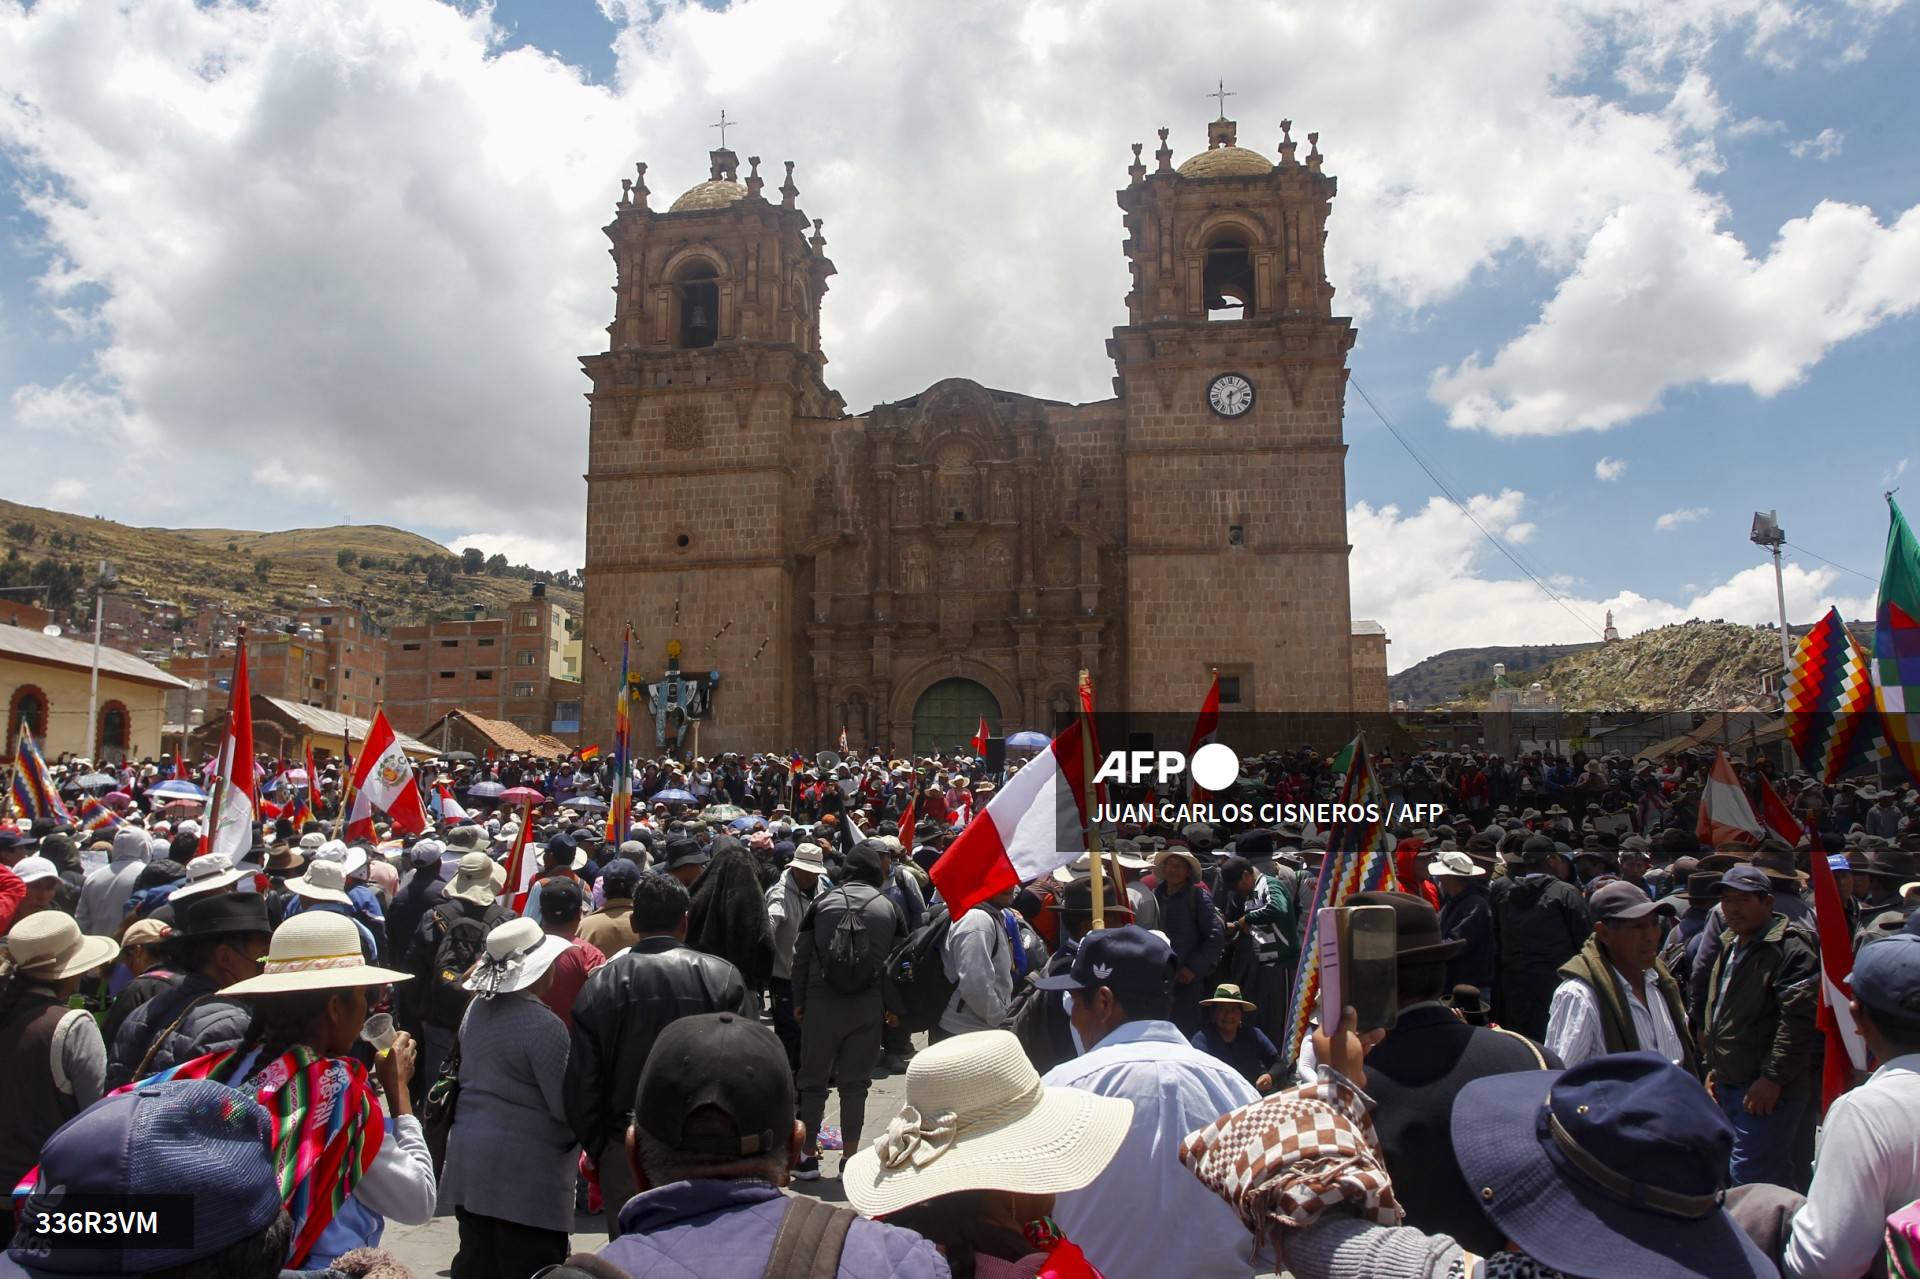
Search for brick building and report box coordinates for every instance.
[294,599,386,719]
[384,583,577,740]
[583,110,1389,756]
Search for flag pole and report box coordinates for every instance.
[1075,671,1107,931]
[201,625,246,856]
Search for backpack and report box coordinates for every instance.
[423,900,506,1028]
[818,887,882,996]
[881,903,956,1032]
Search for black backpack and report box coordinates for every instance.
[818,887,881,996]
[423,900,507,1028]
[881,904,958,1032]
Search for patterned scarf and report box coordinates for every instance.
[126,1044,386,1266]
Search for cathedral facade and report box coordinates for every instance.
[581,113,1386,756]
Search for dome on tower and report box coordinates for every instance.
[670,178,749,212]
[1177,145,1273,178]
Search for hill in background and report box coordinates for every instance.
[1389,642,1600,707]
[0,497,582,631]
[1451,621,1785,710]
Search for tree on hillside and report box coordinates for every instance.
[484,553,508,576]
[253,556,272,583]
[337,548,356,570]
[460,547,485,574]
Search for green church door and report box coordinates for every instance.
[912,679,1000,756]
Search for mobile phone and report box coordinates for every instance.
[1317,904,1399,1036]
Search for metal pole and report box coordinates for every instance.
[1771,544,1792,702]
[86,582,104,761]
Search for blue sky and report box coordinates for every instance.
[0,0,1915,670]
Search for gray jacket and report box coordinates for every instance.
[791,882,904,1007]
[765,868,823,982]
[107,973,250,1087]
[76,829,150,934]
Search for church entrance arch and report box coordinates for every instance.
[912,678,1000,756]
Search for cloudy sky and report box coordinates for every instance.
[1,0,1914,673]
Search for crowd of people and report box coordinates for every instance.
[2,737,1920,1278]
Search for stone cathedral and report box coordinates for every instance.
[581,111,1389,756]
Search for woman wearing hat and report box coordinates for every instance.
[1152,845,1227,1035]
[1191,983,1282,1090]
[844,1029,1132,1278]
[1178,1013,1774,1279]
[127,911,434,1270]
[441,917,578,1279]
[0,912,120,1191]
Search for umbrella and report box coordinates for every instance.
[150,779,208,800]
[161,799,205,818]
[1006,731,1050,750]
[104,791,132,806]
[650,788,698,806]
[73,772,118,790]
[439,751,478,763]
[728,815,769,832]
[702,803,748,822]
[283,768,310,786]
[466,780,506,798]
[498,786,546,806]
[565,795,609,812]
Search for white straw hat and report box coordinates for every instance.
[285,858,352,905]
[170,853,245,901]
[790,842,828,872]
[447,851,499,906]
[842,1029,1132,1217]
[1428,850,1487,879]
[463,918,570,996]
[4,912,120,980]
[223,912,411,997]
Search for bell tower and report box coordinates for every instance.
[581,140,844,750]
[1107,109,1358,713]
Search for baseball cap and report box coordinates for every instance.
[636,1012,794,1158]
[536,877,586,925]
[1849,935,1920,1022]
[13,855,58,884]
[9,1080,283,1276]
[1031,925,1178,996]
[1590,881,1675,922]
[1716,865,1772,895]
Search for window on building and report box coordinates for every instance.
[438,671,456,680]
[401,642,422,652]
[347,617,356,631]
[516,651,537,666]
[440,639,459,648]
[312,677,326,691]
[510,715,534,731]
[476,637,494,648]
[477,671,493,681]
[513,682,535,698]
[343,669,352,680]
[673,260,719,349]
[374,676,382,687]
[517,610,536,628]
[1218,675,1243,706]
[1203,235,1255,320]
[319,616,333,625]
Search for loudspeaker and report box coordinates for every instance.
[983,735,1007,776]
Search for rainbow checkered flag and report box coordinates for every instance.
[1280,734,1395,1065]
[1874,498,1920,786]
[606,625,634,845]
[1785,606,1884,784]
[76,794,130,836]
[9,725,71,823]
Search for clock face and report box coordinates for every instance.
[1207,372,1255,418]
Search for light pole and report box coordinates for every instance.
[1749,513,1792,701]
[85,560,118,761]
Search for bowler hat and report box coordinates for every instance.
[1345,889,1466,962]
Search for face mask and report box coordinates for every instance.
[1062,989,1087,1056]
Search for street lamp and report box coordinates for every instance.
[86,560,119,761]
[1749,512,1792,698]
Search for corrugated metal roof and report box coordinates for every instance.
[0,624,188,689]
[258,697,435,757]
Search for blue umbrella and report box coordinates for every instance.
[1005,730,1051,750]
[728,815,769,832]
[149,779,208,800]
[649,787,699,806]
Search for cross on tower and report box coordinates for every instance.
[1207,79,1235,118]
[710,108,738,148]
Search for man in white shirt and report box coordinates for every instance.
[1035,925,1259,1279]
[1783,934,1920,1277]
[1545,879,1696,1074]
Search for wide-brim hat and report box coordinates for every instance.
[1346,889,1467,962]
[169,854,245,901]
[263,846,303,872]
[447,851,500,905]
[1428,850,1486,879]
[3,911,121,980]
[1451,1054,1771,1279]
[842,1029,1131,1217]
[285,859,352,905]
[1861,849,1918,882]
[463,918,571,995]
[1199,983,1256,1011]
[1152,847,1207,883]
[789,841,828,872]
[223,912,412,997]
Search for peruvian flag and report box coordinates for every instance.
[344,710,430,841]
[1810,840,1868,1110]
[1757,774,1805,846]
[1187,670,1222,803]
[1694,749,1761,848]
[971,715,989,757]
[206,641,256,860]
[897,789,917,849]
[931,721,1091,915]
[499,798,538,912]
[433,780,471,823]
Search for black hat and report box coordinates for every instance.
[1346,890,1467,962]
[1032,925,1177,996]
[174,893,272,940]
[663,835,708,871]
[1589,881,1676,922]
[1448,983,1489,1019]
[1519,834,1559,863]
[1683,871,1724,903]
[636,1012,794,1158]
[536,877,586,925]
[1047,879,1131,920]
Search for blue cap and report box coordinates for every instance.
[9,1080,283,1276]
[1850,934,1920,1021]
[1031,924,1177,996]
[1828,853,1853,873]
[1716,864,1772,895]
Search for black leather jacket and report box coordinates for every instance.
[563,935,756,1158]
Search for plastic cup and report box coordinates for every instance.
[360,1012,397,1057]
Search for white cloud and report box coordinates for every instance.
[1595,456,1628,481]
[449,532,581,573]
[1655,506,1710,530]
[47,477,87,505]
[1882,457,1910,487]
[1789,126,1845,159]
[0,0,1911,550]
[1351,489,1874,671]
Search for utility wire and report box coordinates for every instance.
[1783,540,1879,586]
[1349,378,1605,640]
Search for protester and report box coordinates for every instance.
[1661,869,1724,988]
[1187,982,1278,1088]
[845,1029,1130,1279]
[1703,863,1818,1187]
[565,873,756,1234]
[1009,875,1129,1074]
[74,826,150,935]
[441,917,577,1279]
[5,1080,293,1279]
[686,840,776,994]
[106,893,272,1086]
[791,838,905,1179]
[144,910,434,1269]
[387,836,448,953]
[1780,933,1920,1277]
[11,857,62,919]
[1034,925,1259,1279]
[1545,879,1695,1072]
[283,858,380,960]
[1150,845,1226,1034]
[534,878,605,1029]
[1428,849,1495,999]
[940,886,1017,1039]
[660,835,709,887]
[1491,834,1590,1039]
[595,1011,946,1276]
[580,856,645,956]
[0,911,118,1193]
[405,850,515,1086]
[765,839,826,1069]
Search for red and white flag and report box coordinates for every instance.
[1187,670,1222,803]
[1694,750,1761,848]
[897,790,917,850]
[970,715,989,757]
[206,642,256,861]
[1757,774,1805,847]
[1810,842,1868,1111]
[500,798,538,913]
[344,710,430,841]
[931,722,1091,915]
